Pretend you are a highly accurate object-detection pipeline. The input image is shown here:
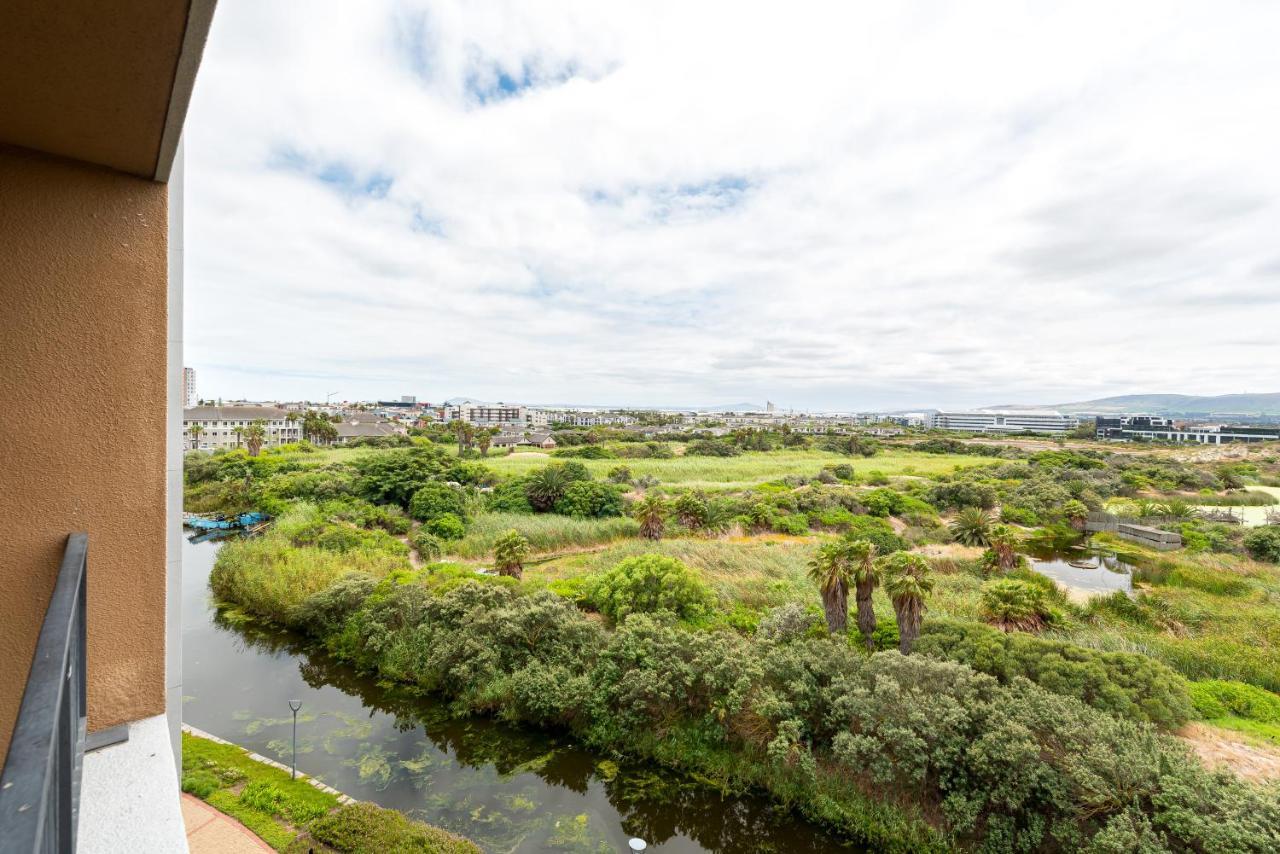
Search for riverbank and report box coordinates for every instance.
[180,729,478,853]
[182,536,849,852]
[208,523,1280,852]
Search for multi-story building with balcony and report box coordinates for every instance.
[183,405,303,451]
[1,3,217,849]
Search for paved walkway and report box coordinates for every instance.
[181,794,274,853]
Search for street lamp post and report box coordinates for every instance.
[288,699,302,780]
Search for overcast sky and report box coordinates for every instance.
[184,1,1279,410]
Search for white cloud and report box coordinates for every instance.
[184,0,1280,409]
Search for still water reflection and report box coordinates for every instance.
[182,538,853,852]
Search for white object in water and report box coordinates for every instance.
[628,840,648,851]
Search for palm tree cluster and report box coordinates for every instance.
[807,539,933,654]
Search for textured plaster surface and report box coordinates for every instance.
[0,146,168,764]
[79,714,188,853]
[0,1,190,177]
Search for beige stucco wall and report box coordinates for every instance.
[0,146,168,765]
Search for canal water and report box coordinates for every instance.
[182,538,852,852]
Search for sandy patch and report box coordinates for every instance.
[1180,722,1280,783]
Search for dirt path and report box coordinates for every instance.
[1179,723,1280,783]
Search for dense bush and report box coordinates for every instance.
[587,555,716,623]
[304,802,479,854]
[352,447,452,508]
[929,479,998,510]
[408,481,467,522]
[425,513,466,540]
[487,477,535,513]
[843,516,907,554]
[1189,679,1280,723]
[224,563,1278,851]
[553,480,625,519]
[1244,526,1280,563]
[914,618,1194,729]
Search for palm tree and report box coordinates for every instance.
[244,419,267,457]
[949,507,994,545]
[878,552,934,654]
[846,538,880,649]
[477,427,498,457]
[493,530,529,579]
[633,494,666,540]
[1062,499,1089,531]
[232,426,244,448]
[525,465,571,511]
[986,523,1021,572]
[808,541,853,634]
[187,424,204,450]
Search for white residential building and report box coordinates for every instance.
[182,366,197,407]
[927,409,1079,435]
[183,405,303,451]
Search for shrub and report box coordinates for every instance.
[307,802,479,854]
[1244,526,1280,563]
[554,444,614,459]
[844,516,906,554]
[914,618,1194,729]
[487,477,534,513]
[685,439,741,456]
[588,555,716,622]
[979,579,1058,632]
[553,480,625,518]
[862,488,904,517]
[756,602,824,643]
[1189,679,1280,723]
[411,529,443,561]
[408,482,466,522]
[607,465,633,484]
[772,514,810,536]
[352,447,450,508]
[426,513,466,540]
[929,480,998,511]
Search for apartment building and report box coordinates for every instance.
[927,409,1079,434]
[183,405,303,451]
[1096,415,1280,444]
[439,402,548,428]
[182,367,197,407]
[554,411,636,427]
[0,2,216,850]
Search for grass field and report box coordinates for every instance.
[266,444,1000,489]
[446,511,640,559]
[479,449,996,488]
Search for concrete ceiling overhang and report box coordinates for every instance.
[0,0,216,182]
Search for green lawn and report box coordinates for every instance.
[479,449,995,488]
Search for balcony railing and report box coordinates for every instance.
[0,534,88,854]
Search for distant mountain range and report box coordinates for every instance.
[999,393,1280,417]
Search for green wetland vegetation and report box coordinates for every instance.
[186,429,1280,852]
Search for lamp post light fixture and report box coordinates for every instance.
[627,839,647,851]
[288,699,302,780]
